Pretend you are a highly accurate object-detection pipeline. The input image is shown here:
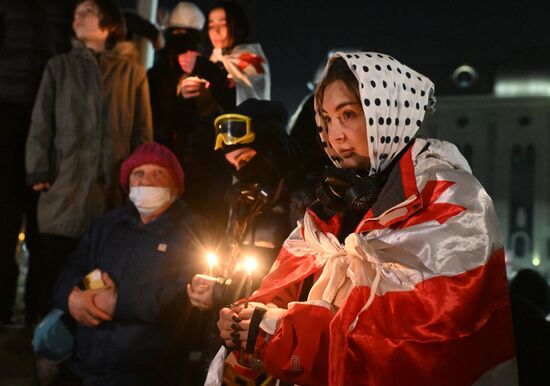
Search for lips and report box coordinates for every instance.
[339,149,354,158]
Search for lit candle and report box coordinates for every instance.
[206,252,217,277]
[243,256,257,308]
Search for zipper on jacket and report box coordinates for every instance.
[356,194,418,230]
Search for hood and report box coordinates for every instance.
[316,51,435,175]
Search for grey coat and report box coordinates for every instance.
[26,44,153,238]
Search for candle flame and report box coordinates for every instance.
[206,252,218,267]
[244,256,257,275]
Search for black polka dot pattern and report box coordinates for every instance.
[316,51,435,174]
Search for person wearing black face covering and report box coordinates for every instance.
[147,2,207,154]
[216,99,291,260]
[185,99,294,383]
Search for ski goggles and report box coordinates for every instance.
[214,113,255,150]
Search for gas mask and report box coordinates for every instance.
[233,153,281,196]
[227,154,282,223]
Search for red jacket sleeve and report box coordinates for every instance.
[262,303,332,386]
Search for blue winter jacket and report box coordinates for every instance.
[53,199,204,386]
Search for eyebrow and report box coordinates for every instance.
[321,100,360,114]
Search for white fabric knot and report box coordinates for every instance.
[283,213,406,332]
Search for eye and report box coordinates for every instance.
[342,110,356,120]
[322,115,331,125]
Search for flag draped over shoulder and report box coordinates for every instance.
[249,139,517,386]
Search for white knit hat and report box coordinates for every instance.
[167,2,205,30]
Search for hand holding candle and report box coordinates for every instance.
[187,274,217,311]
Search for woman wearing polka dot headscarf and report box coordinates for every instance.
[210,52,517,386]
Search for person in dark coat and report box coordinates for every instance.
[147,2,206,153]
[25,0,153,319]
[147,2,232,240]
[53,143,204,386]
[186,99,294,382]
[0,0,73,325]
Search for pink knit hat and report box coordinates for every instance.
[119,143,184,193]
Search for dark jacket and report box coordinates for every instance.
[147,59,223,157]
[26,43,153,238]
[53,200,204,386]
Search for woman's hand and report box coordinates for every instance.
[177,76,210,99]
[217,305,255,348]
[178,50,199,73]
[187,274,216,310]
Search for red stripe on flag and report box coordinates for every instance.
[249,247,320,307]
[330,249,515,386]
[398,180,465,229]
[400,143,418,199]
[237,53,265,74]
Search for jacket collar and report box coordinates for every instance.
[70,39,118,61]
[356,141,430,232]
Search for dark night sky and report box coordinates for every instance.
[126,0,550,113]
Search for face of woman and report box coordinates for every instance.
[208,8,229,49]
[321,80,370,170]
[72,1,109,46]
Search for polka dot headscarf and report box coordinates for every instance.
[315,51,435,175]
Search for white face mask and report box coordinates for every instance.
[129,186,175,215]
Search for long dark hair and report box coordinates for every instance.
[204,1,250,51]
[75,0,125,49]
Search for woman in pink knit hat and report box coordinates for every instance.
[52,143,205,386]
